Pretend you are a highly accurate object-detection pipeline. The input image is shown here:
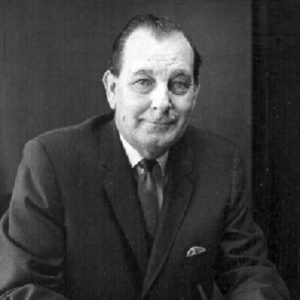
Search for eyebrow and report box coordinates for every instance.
[132,68,192,78]
[132,69,154,76]
[170,69,192,78]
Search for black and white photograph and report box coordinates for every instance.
[0,1,298,299]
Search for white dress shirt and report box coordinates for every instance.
[119,134,168,210]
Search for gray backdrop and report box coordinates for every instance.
[0,0,251,195]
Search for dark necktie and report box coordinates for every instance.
[136,159,161,238]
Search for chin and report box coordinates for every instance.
[142,134,179,155]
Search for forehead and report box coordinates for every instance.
[121,28,194,75]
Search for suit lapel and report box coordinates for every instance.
[101,121,149,276]
[142,138,195,297]
[98,117,196,294]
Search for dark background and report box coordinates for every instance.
[0,0,299,298]
[252,1,300,298]
[0,0,251,195]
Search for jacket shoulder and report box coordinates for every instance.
[34,113,114,147]
[22,112,115,173]
[185,125,240,158]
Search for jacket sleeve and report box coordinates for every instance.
[215,149,290,300]
[0,139,68,299]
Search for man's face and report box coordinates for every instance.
[104,28,200,159]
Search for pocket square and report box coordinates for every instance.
[186,246,206,257]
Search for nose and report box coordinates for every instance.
[150,83,172,112]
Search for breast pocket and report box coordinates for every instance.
[184,247,214,299]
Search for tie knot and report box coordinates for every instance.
[138,159,157,172]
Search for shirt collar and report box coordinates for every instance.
[119,134,168,175]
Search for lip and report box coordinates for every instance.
[144,120,175,125]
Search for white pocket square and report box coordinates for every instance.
[186,246,206,257]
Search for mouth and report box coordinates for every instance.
[148,121,172,125]
[143,118,176,126]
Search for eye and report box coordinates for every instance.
[132,78,154,93]
[169,80,192,95]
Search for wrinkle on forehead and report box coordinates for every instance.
[147,53,180,62]
[131,49,192,64]
[127,48,189,60]
[151,51,181,59]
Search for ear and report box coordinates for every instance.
[192,82,200,108]
[102,70,118,110]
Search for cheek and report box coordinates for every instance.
[174,97,195,117]
[117,103,141,126]
[120,100,149,119]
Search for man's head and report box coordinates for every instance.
[103,14,201,159]
[109,14,201,86]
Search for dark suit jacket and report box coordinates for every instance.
[0,113,289,299]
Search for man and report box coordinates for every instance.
[0,14,289,299]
